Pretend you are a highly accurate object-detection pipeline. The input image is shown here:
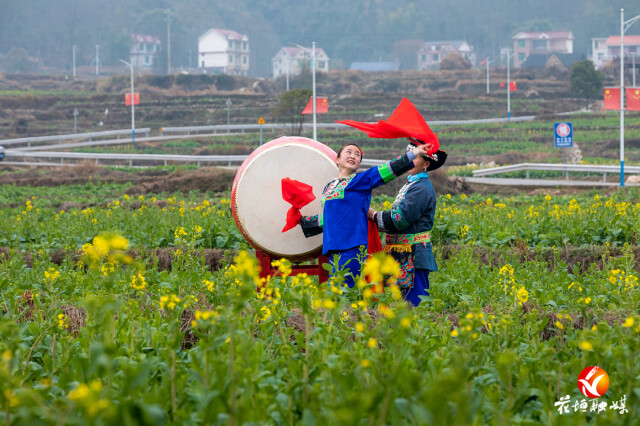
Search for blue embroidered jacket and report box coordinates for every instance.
[301,153,415,255]
[376,172,438,271]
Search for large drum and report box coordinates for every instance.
[231,137,337,262]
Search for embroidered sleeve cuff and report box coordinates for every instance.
[300,214,323,238]
[380,208,408,232]
[376,153,415,183]
[375,211,387,232]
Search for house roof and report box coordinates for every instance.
[513,31,574,40]
[132,34,161,44]
[349,62,400,72]
[198,28,248,41]
[424,40,469,50]
[606,35,640,46]
[277,46,329,59]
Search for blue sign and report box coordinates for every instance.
[554,122,573,148]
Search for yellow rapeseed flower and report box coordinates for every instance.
[451,329,459,337]
[44,267,60,281]
[323,299,336,310]
[130,273,147,290]
[3,389,19,407]
[379,305,395,319]
[160,294,181,310]
[68,384,90,402]
[516,287,528,304]
[203,279,215,292]
[579,341,593,351]
[101,262,114,276]
[622,317,634,328]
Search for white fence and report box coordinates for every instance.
[0,129,151,147]
[2,150,386,168]
[472,163,640,182]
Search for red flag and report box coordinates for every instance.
[125,93,140,106]
[499,83,505,87]
[510,81,517,92]
[302,97,328,114]
[336,97,440,154]
[281,178,316,232]
[604,88,620,110]
[626,88,640,111]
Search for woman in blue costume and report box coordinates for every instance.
[300,142,432,288]
[368,144,447,306]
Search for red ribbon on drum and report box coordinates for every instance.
[281,178,316,232]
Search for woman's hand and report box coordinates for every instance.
[367,207,376,221]
[411,143,432,157]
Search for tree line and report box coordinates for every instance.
[0,0,637,77]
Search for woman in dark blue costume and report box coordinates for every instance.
[368,145,447,306]
[299,142,432,288]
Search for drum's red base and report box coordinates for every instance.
[256,250,329,286]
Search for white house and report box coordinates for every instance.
[198,29,250,76]
[130,34,161,70]
[272,46,330,79]
[417,41,476,70]
[590,38,609,69]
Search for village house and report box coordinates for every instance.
[512,31,573,68]
[590,35,640,70]
[130,34,161,70]
[272,46,330,79]
[198,29,250,76]
[417,41,475,70]
[591,37,609,69]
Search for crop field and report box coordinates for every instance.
[0,179,639,424]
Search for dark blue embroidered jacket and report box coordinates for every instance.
[376,173,438,271]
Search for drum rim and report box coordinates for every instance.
[231,137,337,262]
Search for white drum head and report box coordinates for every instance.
[231,137,337,262]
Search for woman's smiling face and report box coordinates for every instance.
[336,144,362,174]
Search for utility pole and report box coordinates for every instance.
[486,57,490,94]
[286,59,289,91]
[72,45,77,80]
[167,9,171,74]
[73,108,79,134]
[312,41,317,141]
[120,59,136,143]
[95,45,100,76]
[507,49,511,121]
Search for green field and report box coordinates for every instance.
[0,182,638,424]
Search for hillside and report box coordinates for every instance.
[0,68,576,139]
